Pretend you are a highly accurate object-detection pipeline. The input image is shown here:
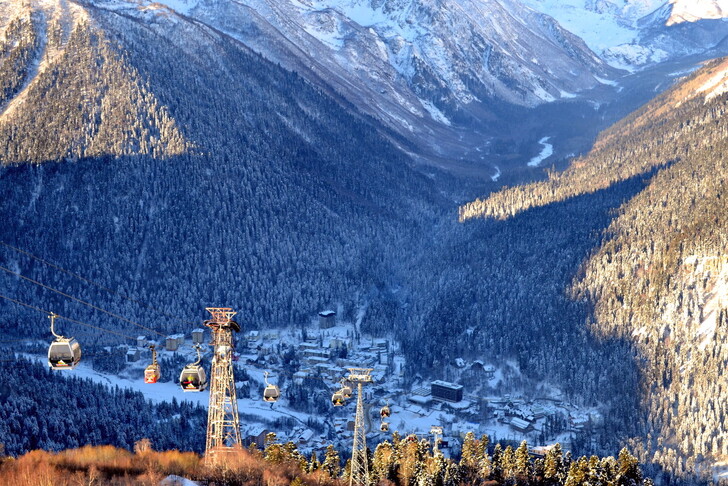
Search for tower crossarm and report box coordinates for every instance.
[346,368,373,383]
[205,307,237,323]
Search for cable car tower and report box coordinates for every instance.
[204,307,242,462]
[347,368,373,486]
[430,426,443,455]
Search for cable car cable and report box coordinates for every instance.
[0,240,195,327]
[0,263,167,337]
[0,291,138,341]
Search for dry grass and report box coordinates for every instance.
[0,445,343,486]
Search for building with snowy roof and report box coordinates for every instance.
[192,328,205,344]
[509,417,534,433]
[319,310,336,329]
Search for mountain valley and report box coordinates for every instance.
[2,0,728,483]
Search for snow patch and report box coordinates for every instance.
[603,44,669,69]
[532,85,556,102]
[419,100,451,126]
[135,0,200,16]
[594,75,619,87]
[527,136,553,167]
[161,476,200,486]
[698,65,728,101]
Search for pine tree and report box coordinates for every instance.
[515,440,533,481]
[308,451,320,473]
[322,444,341,479]
[443,462,462,486]
[543,443,563,484]
[283,441,307,471]
[616,447,642,486]
[564,456,589,486]
[459,431,480,484]
[491,443,504,483]
[372,441,395,483]
[502,445,516,482]
[431,450,448,486]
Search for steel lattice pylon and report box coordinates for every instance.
[204,307,242,462]
[348,368,372,486]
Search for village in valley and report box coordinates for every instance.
[114,308,603,458]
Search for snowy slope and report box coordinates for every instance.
[87,0,618,161]
[521,0,728,69]
[667,0,728,26]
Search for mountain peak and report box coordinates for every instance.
[666,0,728,26]
[0,0,191,164]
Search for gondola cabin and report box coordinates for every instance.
[145,345,160,383]
[144,364,160,383]
[380,422,389,432]
[332,391,345,406]
[380,405,391,418]
[341,383,353,399]
[179,365,207,392]
[48,338,81,370]
[263,384,280,402]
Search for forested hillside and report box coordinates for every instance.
[0,3,188,163]
[4,1,728,482]
[459,58,728,481]
[0,0,444,345]
[458,59,728,222]
[0,357,206,455]
[0,0,659,471]
[0,364,653,486]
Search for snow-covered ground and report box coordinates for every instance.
[527,137,553,167]
[21,315,601,456]
[698,65,728,101]
[682,256,728,349]
[713,459,728,482]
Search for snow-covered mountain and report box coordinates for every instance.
[89,0,618,161]
[666,0,728,26]
[521,0,728,69]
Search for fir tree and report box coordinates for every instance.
[322,444,341,479]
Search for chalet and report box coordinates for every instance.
[469,361,496,379]
[303,348,331,360]
[305,356,330,367]
[509,417,534,433]
[192,328,205,345]
[319,310,336,329]
[293,370,310,384]
[165,335,180,351]
[373,338,388,351]
[530,405,547,419]
[244,425,270,448]
[300,342,319,352]
[126,347,141,362]
[329,338,347,350]
[408,394,432,406]
[246,330,260,341]
[297,429,314,446]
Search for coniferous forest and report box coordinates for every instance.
[1,1,728,485]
